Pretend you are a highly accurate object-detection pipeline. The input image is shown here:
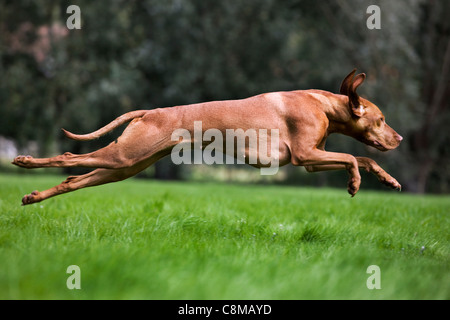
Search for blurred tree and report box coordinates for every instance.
[303,0,450,193]
[411,0,450,193]
[0,0,448,192]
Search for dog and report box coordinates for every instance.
[13,69,402,205]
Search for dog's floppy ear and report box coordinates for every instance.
[351,73,366,94]
[340,69,366,117]
[340,68,356,96]
[349,73,366,116]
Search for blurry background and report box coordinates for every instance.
[0,0,448,193]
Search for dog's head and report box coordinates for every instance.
[340,69,403,151]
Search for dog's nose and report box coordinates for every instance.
[396,134,403,142]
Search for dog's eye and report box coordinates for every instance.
[376,118,384,127]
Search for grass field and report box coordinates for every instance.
[0,173,449,299]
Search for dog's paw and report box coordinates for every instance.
[378,173,402,191]
[21,190,40,206]
[12,155,34,168]
[347,176,361,197]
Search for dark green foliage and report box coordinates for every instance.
[0,0,448,192]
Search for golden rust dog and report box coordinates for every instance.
[13,69,402,205]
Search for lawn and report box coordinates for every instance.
[0,173,448,299]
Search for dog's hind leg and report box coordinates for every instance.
[19,152,166,205]
[21,168,130,205]
[20,148,171,205]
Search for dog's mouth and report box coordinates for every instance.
[373,140,389,151]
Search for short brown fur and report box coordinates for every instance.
[13,69,402,205]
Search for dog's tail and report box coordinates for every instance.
[62,110,148,141]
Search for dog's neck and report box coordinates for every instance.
[318,92,356,136]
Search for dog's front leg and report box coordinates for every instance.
[294,149,361,196]
[357,157,401,190]
[305,156,401,191]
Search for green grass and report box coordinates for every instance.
[0,173,449,299]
